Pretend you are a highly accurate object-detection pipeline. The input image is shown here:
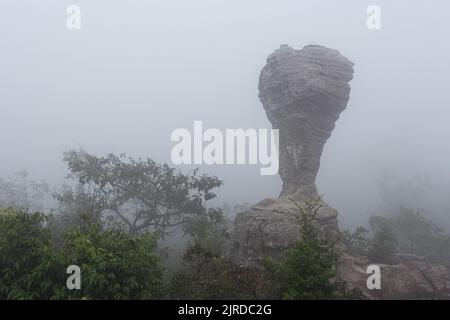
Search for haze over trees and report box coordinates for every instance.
[55,150,223,237]
[1,0,450,300]
[0,147,450,299]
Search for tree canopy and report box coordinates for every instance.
[56,150,223,236]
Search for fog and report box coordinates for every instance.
[1,0,450,230]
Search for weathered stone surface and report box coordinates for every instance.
[232,184,339,266]
[259,44,354,196]
[232,44,351,265]
[337,253,450,299]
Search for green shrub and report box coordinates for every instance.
[270,198,350,300]
[367,215,397,264]
[169,243,278,300]
[342,227,370,256]
[62,223,163,299]
[0,208,164,300]
[0,209,66,299]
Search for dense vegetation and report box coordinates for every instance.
[0,201,357,300]
[1,150,449,300]
[0,209,163,299]
[0,151,350,299]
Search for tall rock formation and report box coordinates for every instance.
[258,44,354,196]
[231,44,450,299]
[232,44,352,266]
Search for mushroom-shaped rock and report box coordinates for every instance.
[258,45,354,196]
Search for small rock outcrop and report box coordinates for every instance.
[232,44,450,299]
[339,253,450,299]
[232,184,339,266]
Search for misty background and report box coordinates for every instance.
[1,0,449,230]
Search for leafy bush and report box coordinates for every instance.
[367,215,397,264]
[169,243,278,300]
[169,210,278,300]
[346,208,450,266]
[269,199,340,299]
[62,223,163,299]
[0,209,66,299]
[390,207,450,264]
[0,208,164,299]
[169,244,241,299]
[342,227,370,256]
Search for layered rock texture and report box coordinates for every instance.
[233,45,351,266]
[258,44,354,196]
[231,44,450,299]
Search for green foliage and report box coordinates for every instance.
[169,244,241,299]
[0,209,66,299]
[169,244,277,300]
[0,208,164,300]
[270,198,344,300]
[342,227,370,256]
[367,208,450,265]
[390,207,450,264]
[169,211,277,300]
[57,150,223,237]
[169,212,241,299]
[182,212,226,254]
[274,242,338,299]
[345,208,450,266]
[62,223,163,299]
[367,215,397,264]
